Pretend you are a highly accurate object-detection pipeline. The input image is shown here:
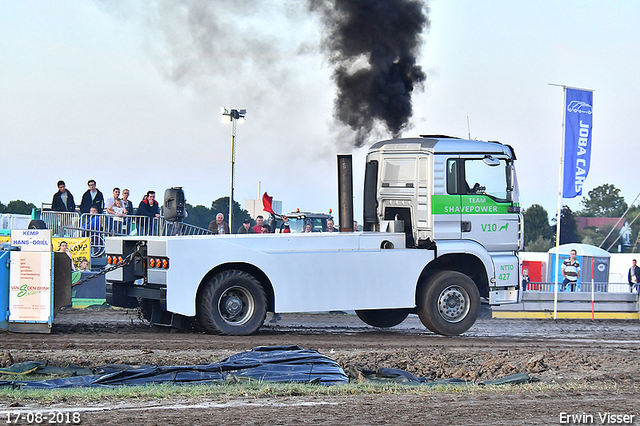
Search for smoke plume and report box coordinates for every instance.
[311,0,429,147]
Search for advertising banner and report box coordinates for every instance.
[563,88,594,198]
[10,229,52,252]
[9,252,53,322]
[53,237,91,270]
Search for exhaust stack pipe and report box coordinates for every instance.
[337,155,354,232]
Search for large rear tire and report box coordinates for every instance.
[28,220,47,229]
[198,270,267,335]
[418,271,480,336]
[356,308,410,328]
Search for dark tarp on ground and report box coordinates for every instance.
[0,345,349,389]
[0,345,532,390]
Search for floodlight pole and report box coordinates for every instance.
[222,108,246,233]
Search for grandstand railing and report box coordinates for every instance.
[525,282,635,293]
[41,211,212,257]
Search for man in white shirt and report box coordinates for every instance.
[561,249,581,292]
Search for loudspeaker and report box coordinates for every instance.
[163,187,185,222]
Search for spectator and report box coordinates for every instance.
[105,188,121,212]
[51,180,76,212]
[253,215,264,233]
[72,258,90,285]
[57,241,75,271]
[353,220,358,231]
[209,213,230,235]
[78,258,89,271]
[121,189,134,216]
[280,216,291,233]
[561,249,580,292]
[628,259,640,292]
[82,207,101,230]
[107,198,127,234]
[261,224,271,233]
[326,219,338,232]
[82,207,103,245]
[121,189,135,234]
[238,219,256,234]
[137,191,161,235]
[303,221,312,233]
[80,179,104,214]
[521,268,530,291]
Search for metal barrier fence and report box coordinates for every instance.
[41,211,212,257]
[525,282,635,293]
[0,213,31,230]
[40,211,80,237]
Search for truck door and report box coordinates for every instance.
[432,156,462,240]
[459,156,519,252]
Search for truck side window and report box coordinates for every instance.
[447,159,458,194]
[463,159,508,201]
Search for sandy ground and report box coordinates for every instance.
[1,308,639,425]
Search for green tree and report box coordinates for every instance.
[626,206,640,252]
[211,197,251,233]
[552,205,579,245]
[526,235,554,252]
[185,203,215,230]
[578,224,618,251]
[578,183,627,217]
[3,200,36,215]
[0,201,5,213]
[523,204,553,248]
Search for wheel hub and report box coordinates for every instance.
[437,286,469,323]
[223,295,243,317]
[218,285,254,325]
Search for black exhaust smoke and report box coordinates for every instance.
[311,0,429,147]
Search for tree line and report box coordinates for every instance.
[523,183,639,252]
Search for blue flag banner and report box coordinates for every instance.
[563,88,593,198]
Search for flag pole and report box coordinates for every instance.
[591,257,595,321]
[549,83,567,320]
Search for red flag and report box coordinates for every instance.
[262,192,274,215]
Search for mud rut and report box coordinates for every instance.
[1,308,639,425]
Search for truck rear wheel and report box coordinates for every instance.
[198,270,267,335]
[356,308,410,328]
[418,271,480,336]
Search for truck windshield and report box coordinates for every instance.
[462,158,509,202]
[273,217,328,233]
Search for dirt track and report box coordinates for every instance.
[1,308,639,425]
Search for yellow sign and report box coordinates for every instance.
[0,236,9,244]
[52,238,91,270]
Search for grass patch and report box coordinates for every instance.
[0,380,621,407]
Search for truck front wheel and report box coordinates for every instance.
[418,271,480,336]
[198,270,267,335]
[356,309,410,328]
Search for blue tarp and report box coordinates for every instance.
[0,345,349,389]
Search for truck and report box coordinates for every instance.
[271,210,334,233]
[105,135,522,336]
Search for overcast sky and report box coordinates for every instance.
[2,0,638,225]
